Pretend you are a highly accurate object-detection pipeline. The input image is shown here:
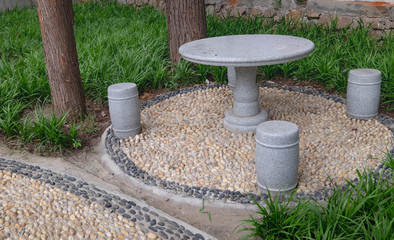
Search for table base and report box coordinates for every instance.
[223,108,268,134]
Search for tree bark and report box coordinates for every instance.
[36,0,86,119]
[165,0,207,63]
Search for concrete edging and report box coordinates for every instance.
[99,125,260,213]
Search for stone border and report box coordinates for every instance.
[104,83,394,205]
[0,158,214,240]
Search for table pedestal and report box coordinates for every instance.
[223,67,268,133]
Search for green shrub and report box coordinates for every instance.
[239,155,394,239]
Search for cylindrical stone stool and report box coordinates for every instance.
[108,83,141,139]
[346,69,381,120]
[255,120,299,194]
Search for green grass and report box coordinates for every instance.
[238,154,394,240]
[0,1,393,152]
[18,108,82,153]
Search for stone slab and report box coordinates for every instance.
[179,34,315,67]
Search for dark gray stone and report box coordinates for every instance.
[159,231,169,239]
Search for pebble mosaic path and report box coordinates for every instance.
[0,159,211,240]
[1,84,392,240]
[107,84,393,203]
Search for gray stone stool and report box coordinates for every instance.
[108,83,141,139]
[255,120,299,194]
[346,69,381,120]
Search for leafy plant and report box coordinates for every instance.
[0,102,25,136]
[18,108,82,154]
[239,154,393,239]
[238,190,312,240]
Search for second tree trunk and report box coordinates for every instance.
[165,0,207,63]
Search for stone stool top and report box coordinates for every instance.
[108,82,138,100]
[348,69,381,85]
[256,120,299,148]
[179,34,314,67]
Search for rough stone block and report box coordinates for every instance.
[262,8,276,18]
[389,20,394,29]
[250,0,275,8]
[157,0,165,11]
[250,6,263,16]
[230,6,249,17]
[337,16,354,29]
[205,0,220,4]
[214,3,223,13]
[220,6,231,18]
[206,5,215,15]
[318,14,332,26]
[255,120,300,194]
[287,9,303,21]
[346,69,381,120]
[306,11,321,19]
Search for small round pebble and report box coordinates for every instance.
[122,86,393,195]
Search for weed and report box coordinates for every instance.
[0,102,25,136]
[17,108,82,154]
[199,198,212,223]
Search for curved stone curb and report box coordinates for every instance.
[100,126,259,211]
[103,84,394,206]
[0,157,217,240]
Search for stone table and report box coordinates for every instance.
[179,34,314,133]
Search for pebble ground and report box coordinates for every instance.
[1,85,392,239]
[0,160,208,240]
[123,86,393,195]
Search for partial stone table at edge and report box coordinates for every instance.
[179,34,315,133]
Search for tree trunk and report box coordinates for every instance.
[36,0,86,119]
[165,0,207,63]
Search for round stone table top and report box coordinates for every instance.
[179,34,315,67]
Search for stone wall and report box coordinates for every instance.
[0,0,81,12]
[0,0,35,11]
[305,0,393,35]
[1,0,392,35]
[205,0,393,35]
[118,0,393,35]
